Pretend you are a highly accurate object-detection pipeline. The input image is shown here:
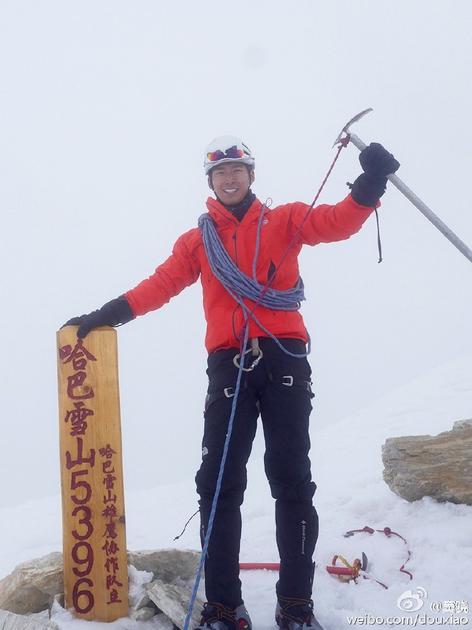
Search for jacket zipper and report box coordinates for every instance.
[233,227,239,266]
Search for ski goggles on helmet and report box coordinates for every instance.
[206,145,246,163]
[204,136,255,175]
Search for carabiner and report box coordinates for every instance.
[233,347,264,372]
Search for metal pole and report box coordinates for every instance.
[348,131,472,264]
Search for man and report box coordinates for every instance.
[64,135,399,630]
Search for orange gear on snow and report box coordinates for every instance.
[125,194,373,352]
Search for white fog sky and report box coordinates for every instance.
[0,0,471,510]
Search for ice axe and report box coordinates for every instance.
[334,108,472,264]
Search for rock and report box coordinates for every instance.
[453,418,472,430]
[0,554,63,615]
[127,549,200,584]
[152,612,176,629]
[146,579,204,629]
[128,564,154,611]
[130,606,157,621]
[0,609,59,629]
[130,590,152,612]
[382,420,472,504]
[0,548,200,625]
[130,606,175,627]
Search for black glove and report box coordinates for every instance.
[350,142,400,207]
[359,142,400,178]
[62,295,135,338]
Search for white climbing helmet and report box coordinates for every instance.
[204,135,255,175]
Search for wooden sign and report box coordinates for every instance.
[57,327,128,621]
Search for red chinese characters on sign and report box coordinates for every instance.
[100,444,123,605]
[65,402,94,436]
[60,339,98,615]
[60,341,97,400]
[66,437,96,470]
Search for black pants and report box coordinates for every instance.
[195,338,319,608]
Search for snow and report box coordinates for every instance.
[1,2,471,628]
[1,354,471,628]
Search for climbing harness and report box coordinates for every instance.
[326,525,413,590]
[183,139,351,630]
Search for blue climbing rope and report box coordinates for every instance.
[183,322,249,630]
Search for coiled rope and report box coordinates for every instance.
[199,210,305,312]
[198,205,310,359]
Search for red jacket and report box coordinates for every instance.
[125,194,373,352]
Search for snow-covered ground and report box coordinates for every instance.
[1,354,471,629]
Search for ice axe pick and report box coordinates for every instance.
[335,108,472,264]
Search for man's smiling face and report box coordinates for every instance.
[209,162,254,205]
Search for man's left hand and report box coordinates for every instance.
[359,142,400,177]
[349,143,400,207]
